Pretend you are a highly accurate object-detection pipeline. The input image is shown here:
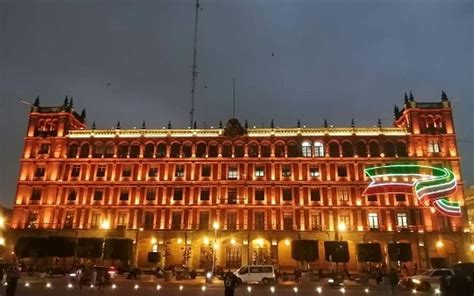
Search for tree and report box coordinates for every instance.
[291,240,318,270]
[357,243,382,262]
[324,241,349,263]
[14,237,48,258]
[388,243,412,262]
[47,236,76,258]
[77,238,103,259]
[104,238,133,261]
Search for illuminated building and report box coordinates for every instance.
[11,93,470,270]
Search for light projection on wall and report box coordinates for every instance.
[363,164,461,217]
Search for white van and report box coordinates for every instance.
[234,265,276,284]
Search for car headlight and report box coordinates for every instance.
[328,278,334,283]
[412,279,421,285]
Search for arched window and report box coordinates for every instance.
[329,142,339,157]
[248,143,258,157]
[170,143,181,158]
[342,142,354,157]
[396,142,408,157]
[182,144,192,158]
[67,144,79,158]
[302,141,312,157]
[196,143,206,157]
[144,143,154,158]
[208,143,218,157]
[369,142,380,157]
[222,143,232,157]
[79,144,90,158]
[314,142,324,157]
[129,144,140,158]
[287,142,299,157]
[93,142,104,158]
[356,141,367,157]
[261,143,271,157]
[234,143,244,157]
[275,143,285,157]
[383,142,396,157]
[118,143,129,158]
[104,143,115,158]
[156,143,167,158]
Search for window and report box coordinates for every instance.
[146,188,156,201]
[93,189,103,201]
[122,165,132,177]
[119,190,129,201]
[227,212,237,230]
[254,212,265,230]
[175,165,185,177]
[255,166,265,177]
[144,212,154,229]
[199,212,209,230]
[117,212,127,228]
[31,188,42,201]
[38,143,50,155]
[340,214,350,227]
[90,213,100,228]
[228,188,237,204]
[67,190,77,201]
[201,165,211,177]
[27,212,39,228]
[302,142,312,157]
[71,165,81,177]
[228,166,238,180]
[395,194,406,202]
[428,140,441,153]
[309,166,320,177]
[367,195,378,202]
[173,188,183,201]
[64,212,74,229]
[255,189,265,201]
[337,188,350,202]
[282,188,292,201]
[200,188,210,201]
[281,165,292,177]
[368,212,379,229]
[34,167,45,178]
[171,212,182,230]
[337,165,348,177]
[314,142,325,157]
[397,213,408,229]
[311,213,322,230]
[148,167,158,177]
[310,189,321,202]
[283,212,293,230]
[96,165,106,177]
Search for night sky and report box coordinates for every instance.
[0,0,472,208]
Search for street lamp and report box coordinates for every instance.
[337,222,347,241]
[212,221,220,276]
[100,220,110,263]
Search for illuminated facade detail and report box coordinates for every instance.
[10,94,470,270]
[363,165,461,217]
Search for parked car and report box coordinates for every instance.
[46,267,67,277]
[234,265,276,284]
[408,268,454,291]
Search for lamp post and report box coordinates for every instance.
[435,239,444,257]
[100,220,110,264]
[134,228,144,267]
[212,221,220,276]
[337,222,347,241]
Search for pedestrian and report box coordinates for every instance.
[388,268,399,295]
[439,274,449,296]
[294,268,301,284]
[91,268,97,288]
[413,263,418,276]
[448,268,470,296]
[5,266,20,296]
[376,268,383,285]
[76,268,83,290]
[223,269,237,296]
[97,269,105,290]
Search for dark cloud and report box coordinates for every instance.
[0,0,472,207]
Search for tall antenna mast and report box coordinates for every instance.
[232,77,236,118]
[189,0,200,127]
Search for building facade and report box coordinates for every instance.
[10,94,471,270]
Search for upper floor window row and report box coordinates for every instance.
[66,140,408,159]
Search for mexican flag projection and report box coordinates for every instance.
[363,164,461,217]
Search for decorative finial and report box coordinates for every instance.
[80,109,86,120]
[33,96,40,107]
[116,121,121,129]
[193,121,197,129]
[69,97,74,108]
[324,119,328,128]
[244,120,248,129]
[219,120,223,129]
[92,121,96,130]
[270,119,274,129]
[394,105,399,117]
[142,121,146,129]
[297,119,301,128]
[167,121,172,129]
[404,92,408,104]
[409,91,414,101]
[441,90,448,101]
[63,96,69,106]
[377,118,382,128]
[351,118,355,128]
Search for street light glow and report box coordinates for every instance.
[338,222,347,232]
[213,221,220,230]
[100,220,110,230]
[436,240,444,248]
